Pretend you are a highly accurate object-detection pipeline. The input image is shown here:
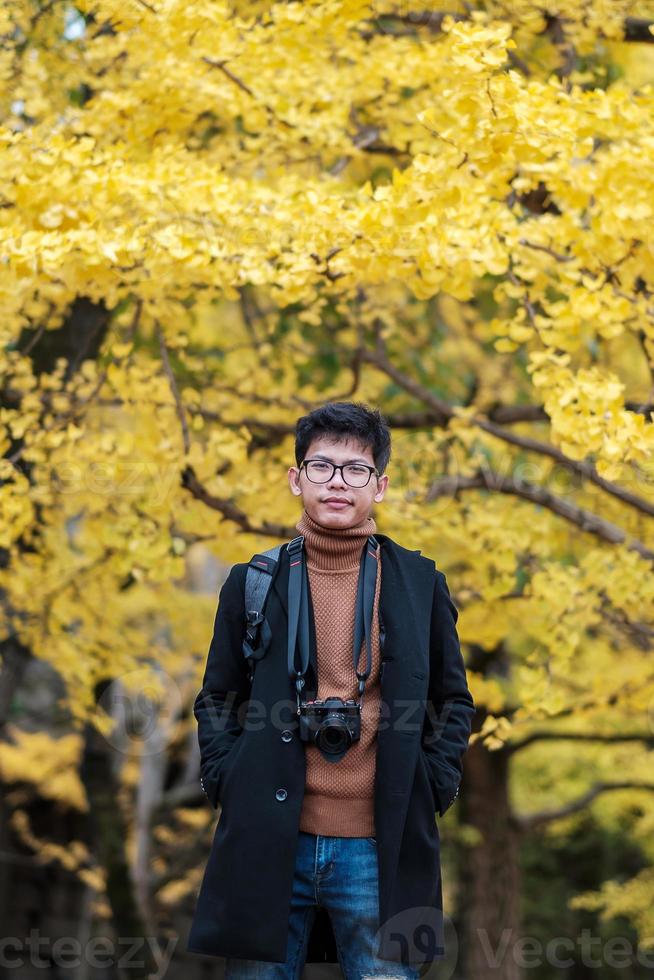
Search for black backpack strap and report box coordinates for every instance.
[242,544,285,681]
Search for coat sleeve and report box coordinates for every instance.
[421,568,476,817]
[193,562,251,809]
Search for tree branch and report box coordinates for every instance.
[598,597,654,650]
[362,327,654,522]
[370,10,654,44]
[624,17,654,42]
[506,730,654,756]
[513,781,654,831]
[157,323,190,456]
[425,470,654,562]
[181,464,295,539]
[476,417,654,521]
[202,57,296,130]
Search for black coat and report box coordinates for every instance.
[186,533,475,966]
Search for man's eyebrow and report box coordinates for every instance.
[311,453,371,464]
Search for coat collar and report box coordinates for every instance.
[270,533,434,694]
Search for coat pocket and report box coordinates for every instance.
[420,746,461,817]
[217,737,245,806]
[418,745,439,813]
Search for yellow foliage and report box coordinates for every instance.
[0,728,87,810]
[1,0,654,943]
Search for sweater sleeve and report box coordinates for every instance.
[421,569,476,817]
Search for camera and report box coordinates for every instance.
[298,696,361,762]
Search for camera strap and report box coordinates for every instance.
[287,535,312,704]
[353,535,379,697]
[287,533,379,710]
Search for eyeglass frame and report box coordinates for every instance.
[299,457,380,488]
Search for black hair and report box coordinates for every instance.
[294,401,392,475]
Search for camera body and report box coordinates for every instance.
[298,696,361,761]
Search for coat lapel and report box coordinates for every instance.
[372,536,436,919]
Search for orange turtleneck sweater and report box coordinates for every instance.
[295,508,382,838]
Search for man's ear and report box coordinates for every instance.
[288,467,303,496]
[374,474,389,501]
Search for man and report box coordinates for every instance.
[187,401,475,979]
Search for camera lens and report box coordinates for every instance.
[316,713,352,756]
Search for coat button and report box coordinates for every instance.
[281,730,293,743]
[275,788,288,801]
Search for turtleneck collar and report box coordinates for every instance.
[295,508,377,572]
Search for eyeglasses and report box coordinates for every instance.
[300,458,379,488]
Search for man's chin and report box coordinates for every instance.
[308,504,357,527]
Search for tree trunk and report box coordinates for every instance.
[458,716,523,980]
[80,680,159,980]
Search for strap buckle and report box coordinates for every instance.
[245,610,265,644]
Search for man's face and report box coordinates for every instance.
[288,435,389,528]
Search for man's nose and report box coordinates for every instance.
[327,467,348,488]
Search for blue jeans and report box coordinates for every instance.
[224,831,422,979]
